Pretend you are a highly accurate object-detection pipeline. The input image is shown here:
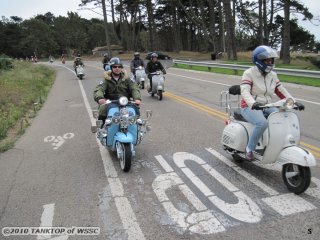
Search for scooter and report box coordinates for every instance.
[220,85,316,194]
[62,58,65,64]
[76,65,85,80]
[149,71,165,101]
[134,66,146,89]
[103,63,110,71]
[91,97,152,172]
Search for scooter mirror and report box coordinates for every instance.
[285,98,294,109]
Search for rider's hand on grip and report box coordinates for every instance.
[252,102,263,110]
[98,98,106,105]
[295,102,305,111]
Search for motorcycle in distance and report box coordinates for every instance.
[134,66,146,89]
[76,65,85,80]
[220,85,316,194]
[149,71,165,101]
[91,96,152,172]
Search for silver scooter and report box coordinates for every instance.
[149,71,165,101]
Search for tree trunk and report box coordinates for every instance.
[146,0,155,50]
[222,0,237,60]
[282,0,290,64]
[218,0,224,52]
[101,0,111,57]
[258,0,263,44]
[208,0,217,52]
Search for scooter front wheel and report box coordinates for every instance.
[282,163,311,194]
[119,143,132,172]
[158,90,163,101]
[141,82,144,89]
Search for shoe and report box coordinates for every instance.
[245,151,254,161]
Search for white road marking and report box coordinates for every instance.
[37,203,55,240]
[262,193,316,216]
[206,148,279,195]
[173,152,262,223]
[168,72,320,105]
[44,133,74,150]
[75,69,145,240]
[155,155,174,173]
[152,171,225,234]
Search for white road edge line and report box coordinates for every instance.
[62,66,146,240]
[168,72,320,105]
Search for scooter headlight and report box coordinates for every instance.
[112,116,120,124]
[119,96,128,106]
[285,98,294,109]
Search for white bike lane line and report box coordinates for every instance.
[61,65,146,240]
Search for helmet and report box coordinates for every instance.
[252,45,278,73]
[103,53,108,57]
[151,53,158,58]
[77,53,81,57]
[134,52,140,57]
[109,57,123,68]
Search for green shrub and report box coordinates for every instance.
[0,54,13,70]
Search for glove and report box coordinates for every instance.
[295,102,305,111]
[252,102,263,110]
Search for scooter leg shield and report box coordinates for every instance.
[278,146,316,167]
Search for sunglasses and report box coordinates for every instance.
[112,65,123,69]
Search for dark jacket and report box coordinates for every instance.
[146,60,166,75]
[130,58,145,73]
[93,71,141,102]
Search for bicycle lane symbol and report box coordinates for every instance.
[44,133,74,150]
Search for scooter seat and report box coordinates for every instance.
[233,109,248,122]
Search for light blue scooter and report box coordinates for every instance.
[92,97,152,172]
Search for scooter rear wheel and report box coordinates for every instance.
[282,163,311,194]
[141,82,144,89]
[119,143,132,172]
[79,75,83,80]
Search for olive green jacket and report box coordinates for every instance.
[93,71,141,102]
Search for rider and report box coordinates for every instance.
[93,57,141,125]
[130,52,145,77]
[73,54,84,74]
[146,53,166,92]
[102,53,111,70]
[240,45,305,160]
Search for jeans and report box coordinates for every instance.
[240,107,278,151]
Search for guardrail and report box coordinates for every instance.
[173,59,320,79]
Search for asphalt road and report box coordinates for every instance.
[0,60,319,240]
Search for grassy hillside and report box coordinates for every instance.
[0,61,55,152]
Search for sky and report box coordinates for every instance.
[0,0,319,41]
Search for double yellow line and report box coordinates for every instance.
[165,91,320,160]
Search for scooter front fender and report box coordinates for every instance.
[278,146,316,167]
[112,132,134,147]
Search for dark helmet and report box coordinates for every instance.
[109,57,123,68]
[151,52,158,59]
[252,45,278,73]
[134,52,140,57]
[77,53,81,57]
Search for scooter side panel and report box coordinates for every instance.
[262,111,300,164]
[278,146,316,167]
[152,75,164,93]
[106,107,120,146]
[221,121,249,152]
